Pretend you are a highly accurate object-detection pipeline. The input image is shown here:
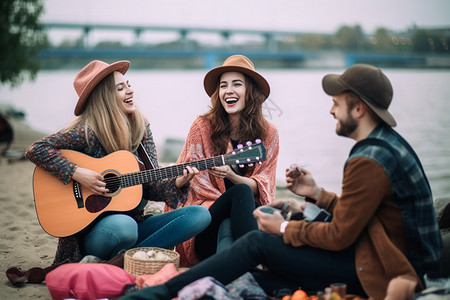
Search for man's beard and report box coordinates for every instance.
[336,113,358,137]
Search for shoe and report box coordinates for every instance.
[24,267,46,283]
[6,267,27,286]
[6,259,69,286]
[106,249,126,268]
[6,267,45,286]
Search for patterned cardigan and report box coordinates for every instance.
[25,122,189,264]
[164,116,279,266]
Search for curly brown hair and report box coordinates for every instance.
[203,74,268,155]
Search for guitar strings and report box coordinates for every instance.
[101,156,225,188]
[101,146,261,188]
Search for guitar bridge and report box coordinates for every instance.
[73,180,84,208]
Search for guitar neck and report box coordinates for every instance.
[120,155,225,188]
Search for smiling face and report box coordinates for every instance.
[113,71,135,115]
[330,93,358,138]
[219,72,246,118]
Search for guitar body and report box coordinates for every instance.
[33,150,143,237]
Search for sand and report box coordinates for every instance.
[0,116,55,299]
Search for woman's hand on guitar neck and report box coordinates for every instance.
[175,165,199,189]
[72,167,108,195]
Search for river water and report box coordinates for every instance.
[1,68,449,198]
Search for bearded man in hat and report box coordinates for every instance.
[118,64,442,300]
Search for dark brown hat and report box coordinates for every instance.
[322,64,396,127]
[73,60,130,116]
[203,55,270,100]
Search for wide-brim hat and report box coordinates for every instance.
[322,64,396,127]
[73,60,130,116]
[203,55,270,100]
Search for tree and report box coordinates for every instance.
[335,25,365,52]
[0,0,48,88]
[373,27,392,52]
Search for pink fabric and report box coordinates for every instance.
[135,263,186,289]
[165,116,279,267]
[45,263,135,300]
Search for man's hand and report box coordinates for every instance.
[270,199,304,215]
[285,165,322,199]
[253,207,286,235]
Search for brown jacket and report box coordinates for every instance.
[283,157,421,300]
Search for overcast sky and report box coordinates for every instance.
[42,0,450,34]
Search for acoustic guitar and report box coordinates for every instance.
[32,141,266,237]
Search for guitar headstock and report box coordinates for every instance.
[223,140,267,166]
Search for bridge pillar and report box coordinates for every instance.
[221,31,231,49]
[264,33,278,52]
[82,26,91,48]
[179,29,193,50]
[134,28,143,46]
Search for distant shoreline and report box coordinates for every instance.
[37,51,450,71]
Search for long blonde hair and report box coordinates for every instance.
[64,73,147,153]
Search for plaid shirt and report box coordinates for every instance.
[349,124,442,279]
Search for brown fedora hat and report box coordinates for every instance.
[203,55,270,99]
[322,64,396,127]
[73,60,130,116]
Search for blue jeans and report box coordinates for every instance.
[82,205,211,260]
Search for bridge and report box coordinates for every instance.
[39,23,445,69]
[39,22,318,68]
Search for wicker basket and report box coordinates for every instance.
[124,247,180,277]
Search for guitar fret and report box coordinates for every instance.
[119,142,265,187]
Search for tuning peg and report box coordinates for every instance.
[258,162,262,165]
[246,141,252,146]
[239,164,245,168]
[248,163,254,167]
[237,144,243,149]
[235,160,240,164]
[255,139,262,144]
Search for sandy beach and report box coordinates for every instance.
[0,116,55,299]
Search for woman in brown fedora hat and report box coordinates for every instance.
[164,55,279,267]
[25,60,211,265]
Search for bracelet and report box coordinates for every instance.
[280,221,289,234]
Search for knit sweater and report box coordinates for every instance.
[26,123,189,264]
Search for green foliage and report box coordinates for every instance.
[334,25,365,51]
[412,29,449,53]
[0,0,48,88]
[372,28,394,53]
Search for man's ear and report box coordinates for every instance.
[354,101,367,117]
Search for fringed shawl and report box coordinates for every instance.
[165,116,279,266]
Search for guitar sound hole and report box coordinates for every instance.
[85,195,112,213]
[104,173,120,193]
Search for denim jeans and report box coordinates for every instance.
[82,205,211,260]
